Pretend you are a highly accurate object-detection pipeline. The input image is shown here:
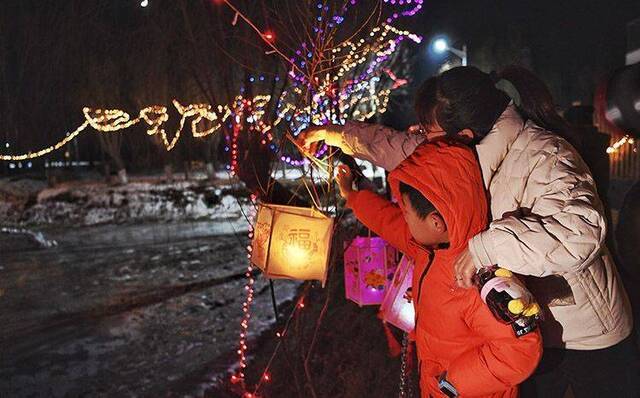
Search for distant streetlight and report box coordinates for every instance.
[432,37,467,66]
[433,38,448,53]
[140,0,149,8]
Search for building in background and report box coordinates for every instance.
[626,17,640,65]
[594,16,640,190]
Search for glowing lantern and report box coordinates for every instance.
[344,237,398,306]
[251,203,334,286]
[379,255,415,333]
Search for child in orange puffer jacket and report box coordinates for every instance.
[336,139,542,397]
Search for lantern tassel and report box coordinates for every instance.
[382,321,402,357]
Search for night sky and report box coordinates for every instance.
[402,0,640,106]
[3,1,640,142]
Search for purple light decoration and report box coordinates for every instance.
[344,237,399,306]
[315,143,329,157]
[383,0,423,23]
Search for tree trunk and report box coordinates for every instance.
[164,164,174,183]
[205,162,216,182]
[117,168,128,185]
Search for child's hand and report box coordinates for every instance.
[453,248,477,288]
[336,165,355,200]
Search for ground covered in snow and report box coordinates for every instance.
[0,220,302,397]
[0,175,249,226]
[0,175,413,398]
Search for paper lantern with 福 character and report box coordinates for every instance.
[251,203,334,286]
[379,255,415,333]
[344,237,399,306]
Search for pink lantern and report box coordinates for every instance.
[344,237,398,306]
[379,255,415,333]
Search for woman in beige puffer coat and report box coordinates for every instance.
[299,66,638,397]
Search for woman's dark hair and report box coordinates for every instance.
[499,66,573,141]
[414,67,509,141]
[414,65,576,147]
[398,181,436,219]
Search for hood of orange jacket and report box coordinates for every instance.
[388,139,488,283]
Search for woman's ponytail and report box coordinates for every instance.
[498,66,580,149]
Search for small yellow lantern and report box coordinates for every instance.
[251,203,334,286]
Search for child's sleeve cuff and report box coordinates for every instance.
[345,190,363,210]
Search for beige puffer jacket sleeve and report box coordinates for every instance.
[340,121,424,170]
[469,134,608,277]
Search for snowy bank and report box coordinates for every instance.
[0,178,251,226]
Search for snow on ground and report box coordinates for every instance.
[0,174,305,396]
[0,176,251,226]
[0,220,301,397]
[0,226,58,247]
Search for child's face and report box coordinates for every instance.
[401,193,448,247]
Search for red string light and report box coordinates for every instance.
[262,30,276,43]
[231,193,258,389]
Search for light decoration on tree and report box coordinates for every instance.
[344,237,398,306]
[218,1,425,395]
[0,121,90,161]
[1,24,418,165]
[382,0,424,23]
[0,95,270,161]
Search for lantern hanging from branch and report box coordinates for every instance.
[344,237,398,306]
[379,255,415,333]
[251,203,334,286]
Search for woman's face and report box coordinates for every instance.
[420,120,476,144]
[419,120,446,141]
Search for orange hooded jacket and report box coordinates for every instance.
[347,140,542,397]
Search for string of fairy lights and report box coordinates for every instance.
[231,193,258,390]
[606,135,636,154]
[0,24,419,171]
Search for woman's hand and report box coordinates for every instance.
[453,248,477,288]
[336,165,355,200]
[296,125,351,154]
